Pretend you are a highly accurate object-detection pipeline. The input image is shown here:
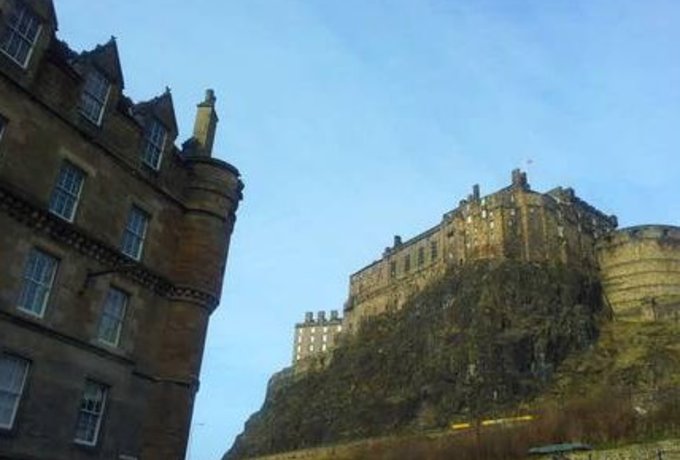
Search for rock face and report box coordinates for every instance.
[225,261,605,460]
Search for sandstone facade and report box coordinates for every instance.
[0,1,242,459]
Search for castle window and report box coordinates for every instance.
[79,70,110,125]
[74,381,107,446]
[121,206,149,261]
[0,3,41,68]
[0,354,30,430]
[418,247,425,266]
[337,326,342,332]
[0,115,6,143]
[141,119,167,170]
[404,255,411,273]
[322,335,327,342]
[482,209,487,219]
[322,344,327,352]
[49,161,85,222]
[389,261,396,278]
[309,345,314,352]
[96,288,128,347]
[430,241,438,261]
[17,248,59,318]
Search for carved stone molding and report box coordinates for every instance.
[0,182,218,311]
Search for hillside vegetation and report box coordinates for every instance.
[225,260,611,459]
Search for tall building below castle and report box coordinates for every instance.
[0,1,242,459]
[292,310,343,364]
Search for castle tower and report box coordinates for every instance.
[597,225,680,321]
[140,92,243,459]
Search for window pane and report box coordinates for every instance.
[49,162,85,221]
[79,71,109,125]
[0,116,6,141]
[0,355,29,429]
[18,249,58,317]
[0,5,41,67]
[120,207,148,260]
[74,381,107,445]
[142,119,166,170]
[97,289,127,346]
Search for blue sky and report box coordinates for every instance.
[55,1,680,459]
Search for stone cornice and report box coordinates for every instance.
[0,182,219,312]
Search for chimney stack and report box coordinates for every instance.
[472,184,480,201]
[511,169,529,189]
[192,89,219,157]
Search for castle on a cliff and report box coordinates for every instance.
[293,169,680,364]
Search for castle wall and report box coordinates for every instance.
[597,226,680,320]
[344,171,617,331]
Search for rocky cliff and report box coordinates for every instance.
[224,260,606,459]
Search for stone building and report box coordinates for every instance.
[292,311,343,364]
[597,225,680,321]
[0,1,243,459]
[343,169,618,331]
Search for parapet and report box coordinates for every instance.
[597,225,680,248]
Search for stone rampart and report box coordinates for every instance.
[597,225,680,320]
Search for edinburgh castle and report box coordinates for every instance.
[292,169,680,366]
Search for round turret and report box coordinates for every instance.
[597,225,680,320]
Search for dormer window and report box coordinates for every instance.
[141,119,166,170]
[79,70,110,125]
[0,3,41,68]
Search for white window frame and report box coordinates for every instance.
[79,70,110,126]
[96,288,128,347]
[0,354,30,430]
[74,381,107,446]
[120,206,149,261]
[17,248,59,318]
[141,119,167,170]
[0,3,42,68]
[49,161,85,222]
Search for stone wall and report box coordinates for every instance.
[0,2,242,459]
[597,226,680,321]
